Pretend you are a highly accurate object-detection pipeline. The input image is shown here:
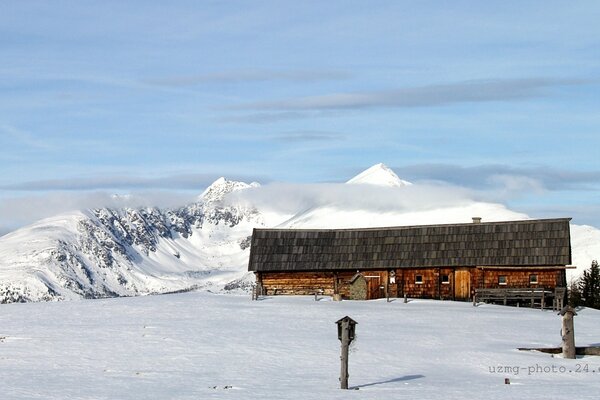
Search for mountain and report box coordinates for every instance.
[281,162,527,228]
[346,162,412,187]
[1,163,599,303]
[0,178,286,303]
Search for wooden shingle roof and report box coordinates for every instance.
[247,218,572,272]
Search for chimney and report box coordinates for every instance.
[472,217,482,224]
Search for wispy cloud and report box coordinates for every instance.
[0,173,265,191]
[226,182,473,215]
[0,191,197,234]
[227,78,586,111]
[520,204,600,227]
[394,163,600,191]
[145,69,351,87]
[0,124,54,150]
[271,131,346,143]
[217,111,316,124]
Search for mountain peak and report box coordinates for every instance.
[346,163,412,187]
[199,177,259,203]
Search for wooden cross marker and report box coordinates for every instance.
[335,316,357,389]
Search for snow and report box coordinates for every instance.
[280,201,527,230]
[199,177,260,204]
[571,225,600,280]
[346,163,412,187]
[0,292,599,399]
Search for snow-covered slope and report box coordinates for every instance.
[280,202,527,229]
[570,224,600,281]
[0,163,598,303]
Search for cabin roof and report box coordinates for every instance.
[247,218,572,272]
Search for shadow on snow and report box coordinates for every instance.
[350,374,425,389]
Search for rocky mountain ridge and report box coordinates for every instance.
[0,177,268,303]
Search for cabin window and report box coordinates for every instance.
[441,275,450,284]
[415,275,423,284]
[498,275,507,285]
[529,274,538,284]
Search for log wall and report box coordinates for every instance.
[474,269,562,289]
[258,267,565,300]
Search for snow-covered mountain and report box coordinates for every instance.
[0,178,286,303]
[1,164,599,303]
[281,163,527,228]
[346,162,412,187]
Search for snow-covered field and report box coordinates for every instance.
[1,292,599,399]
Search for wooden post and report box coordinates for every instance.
[541,292,545,310]
[334,273,339,295]
[437,268,441,300]
[404,293,408,303]
[336,316,356,390]
[472,291,477,306]
[530,291,534,308]
[340,319,350,389]
[559,306,577,359]
[256,272,263,296]
[384,270,389,301]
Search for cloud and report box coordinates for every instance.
[393,163,600,191]
[271,131,346,143]
[227,78,586,111]
[0,191,197,234]
[217,111,315,124]
[145,69,351,87]
[0,124,54,150]
[225,182,474,215]
[223,174,600,229]
[0,173,265,191]
[519,204,600,228]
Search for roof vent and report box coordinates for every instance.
[472,217,482,224]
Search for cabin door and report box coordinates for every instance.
[365,276,382,300]
[454,269,471,301]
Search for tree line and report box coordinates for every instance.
[569,260,600,309]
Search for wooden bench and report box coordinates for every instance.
[474,288,554,309]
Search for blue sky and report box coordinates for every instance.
[1,1,600,231]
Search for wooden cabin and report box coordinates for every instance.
[247,218,572,301]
